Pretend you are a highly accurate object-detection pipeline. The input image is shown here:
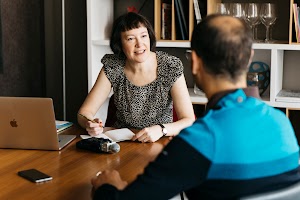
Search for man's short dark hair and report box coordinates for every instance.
[110,12,156,57]
[191,14,253,82]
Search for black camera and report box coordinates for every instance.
[76,137,120,153]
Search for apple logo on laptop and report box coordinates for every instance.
[10,119,18,127]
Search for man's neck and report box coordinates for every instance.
[204,82,247,100]
[201,74,247,100]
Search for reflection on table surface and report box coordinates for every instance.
[0,126,170,200]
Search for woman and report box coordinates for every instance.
[78,12,194,142]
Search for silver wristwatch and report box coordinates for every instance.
[158,124,168,137]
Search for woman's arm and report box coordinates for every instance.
[165,74,195,136]
[78,68,112,134]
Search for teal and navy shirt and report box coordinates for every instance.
[94,88,300,200]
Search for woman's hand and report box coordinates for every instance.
[85,118,104,136]
[132,125,163,143]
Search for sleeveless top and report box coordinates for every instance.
[102,51,183,129]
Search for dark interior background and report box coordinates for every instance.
[0,0,87,124]
[0,0,44,97]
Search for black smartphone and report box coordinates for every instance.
[18,169,52,183]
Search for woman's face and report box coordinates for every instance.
[121,26,151,63]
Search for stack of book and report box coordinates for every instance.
[55,120,73,133]
[276,89,300,103]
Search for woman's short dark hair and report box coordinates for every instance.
[110,12,156,57]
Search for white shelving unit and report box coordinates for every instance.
[86,0,114,122]
[87,0,300,123]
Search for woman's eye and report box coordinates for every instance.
[142,35,147,38]
[127,38,134,41]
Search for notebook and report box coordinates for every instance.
[0,97,76,150]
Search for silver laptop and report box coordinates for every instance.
[0,97,76,150]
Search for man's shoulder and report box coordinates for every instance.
[178,120,215,160]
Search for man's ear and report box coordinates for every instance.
[191,51,202,75]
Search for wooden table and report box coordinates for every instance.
[0,126,169,200]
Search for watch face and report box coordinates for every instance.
[159,124,167,136]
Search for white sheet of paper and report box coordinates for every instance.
[104,128,135,142]
[80,133,111,140]
[80,128,135,142]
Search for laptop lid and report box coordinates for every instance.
[0,97,76,150]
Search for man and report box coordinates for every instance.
[90,14,300,199]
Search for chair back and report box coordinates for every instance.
[240,181,300,200]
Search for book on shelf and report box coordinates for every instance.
[174,0,189,40]
[275,89,300,103]
[193,0,202,24]
[55,120,73,133]
[161,2,172,40]
[292,3,300,43]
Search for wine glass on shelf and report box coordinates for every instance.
[260,3,277,43]
[230,3,245,20]
[245,3,260,42]
[215,3,229,14]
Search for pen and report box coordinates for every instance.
[77,113,104,127]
